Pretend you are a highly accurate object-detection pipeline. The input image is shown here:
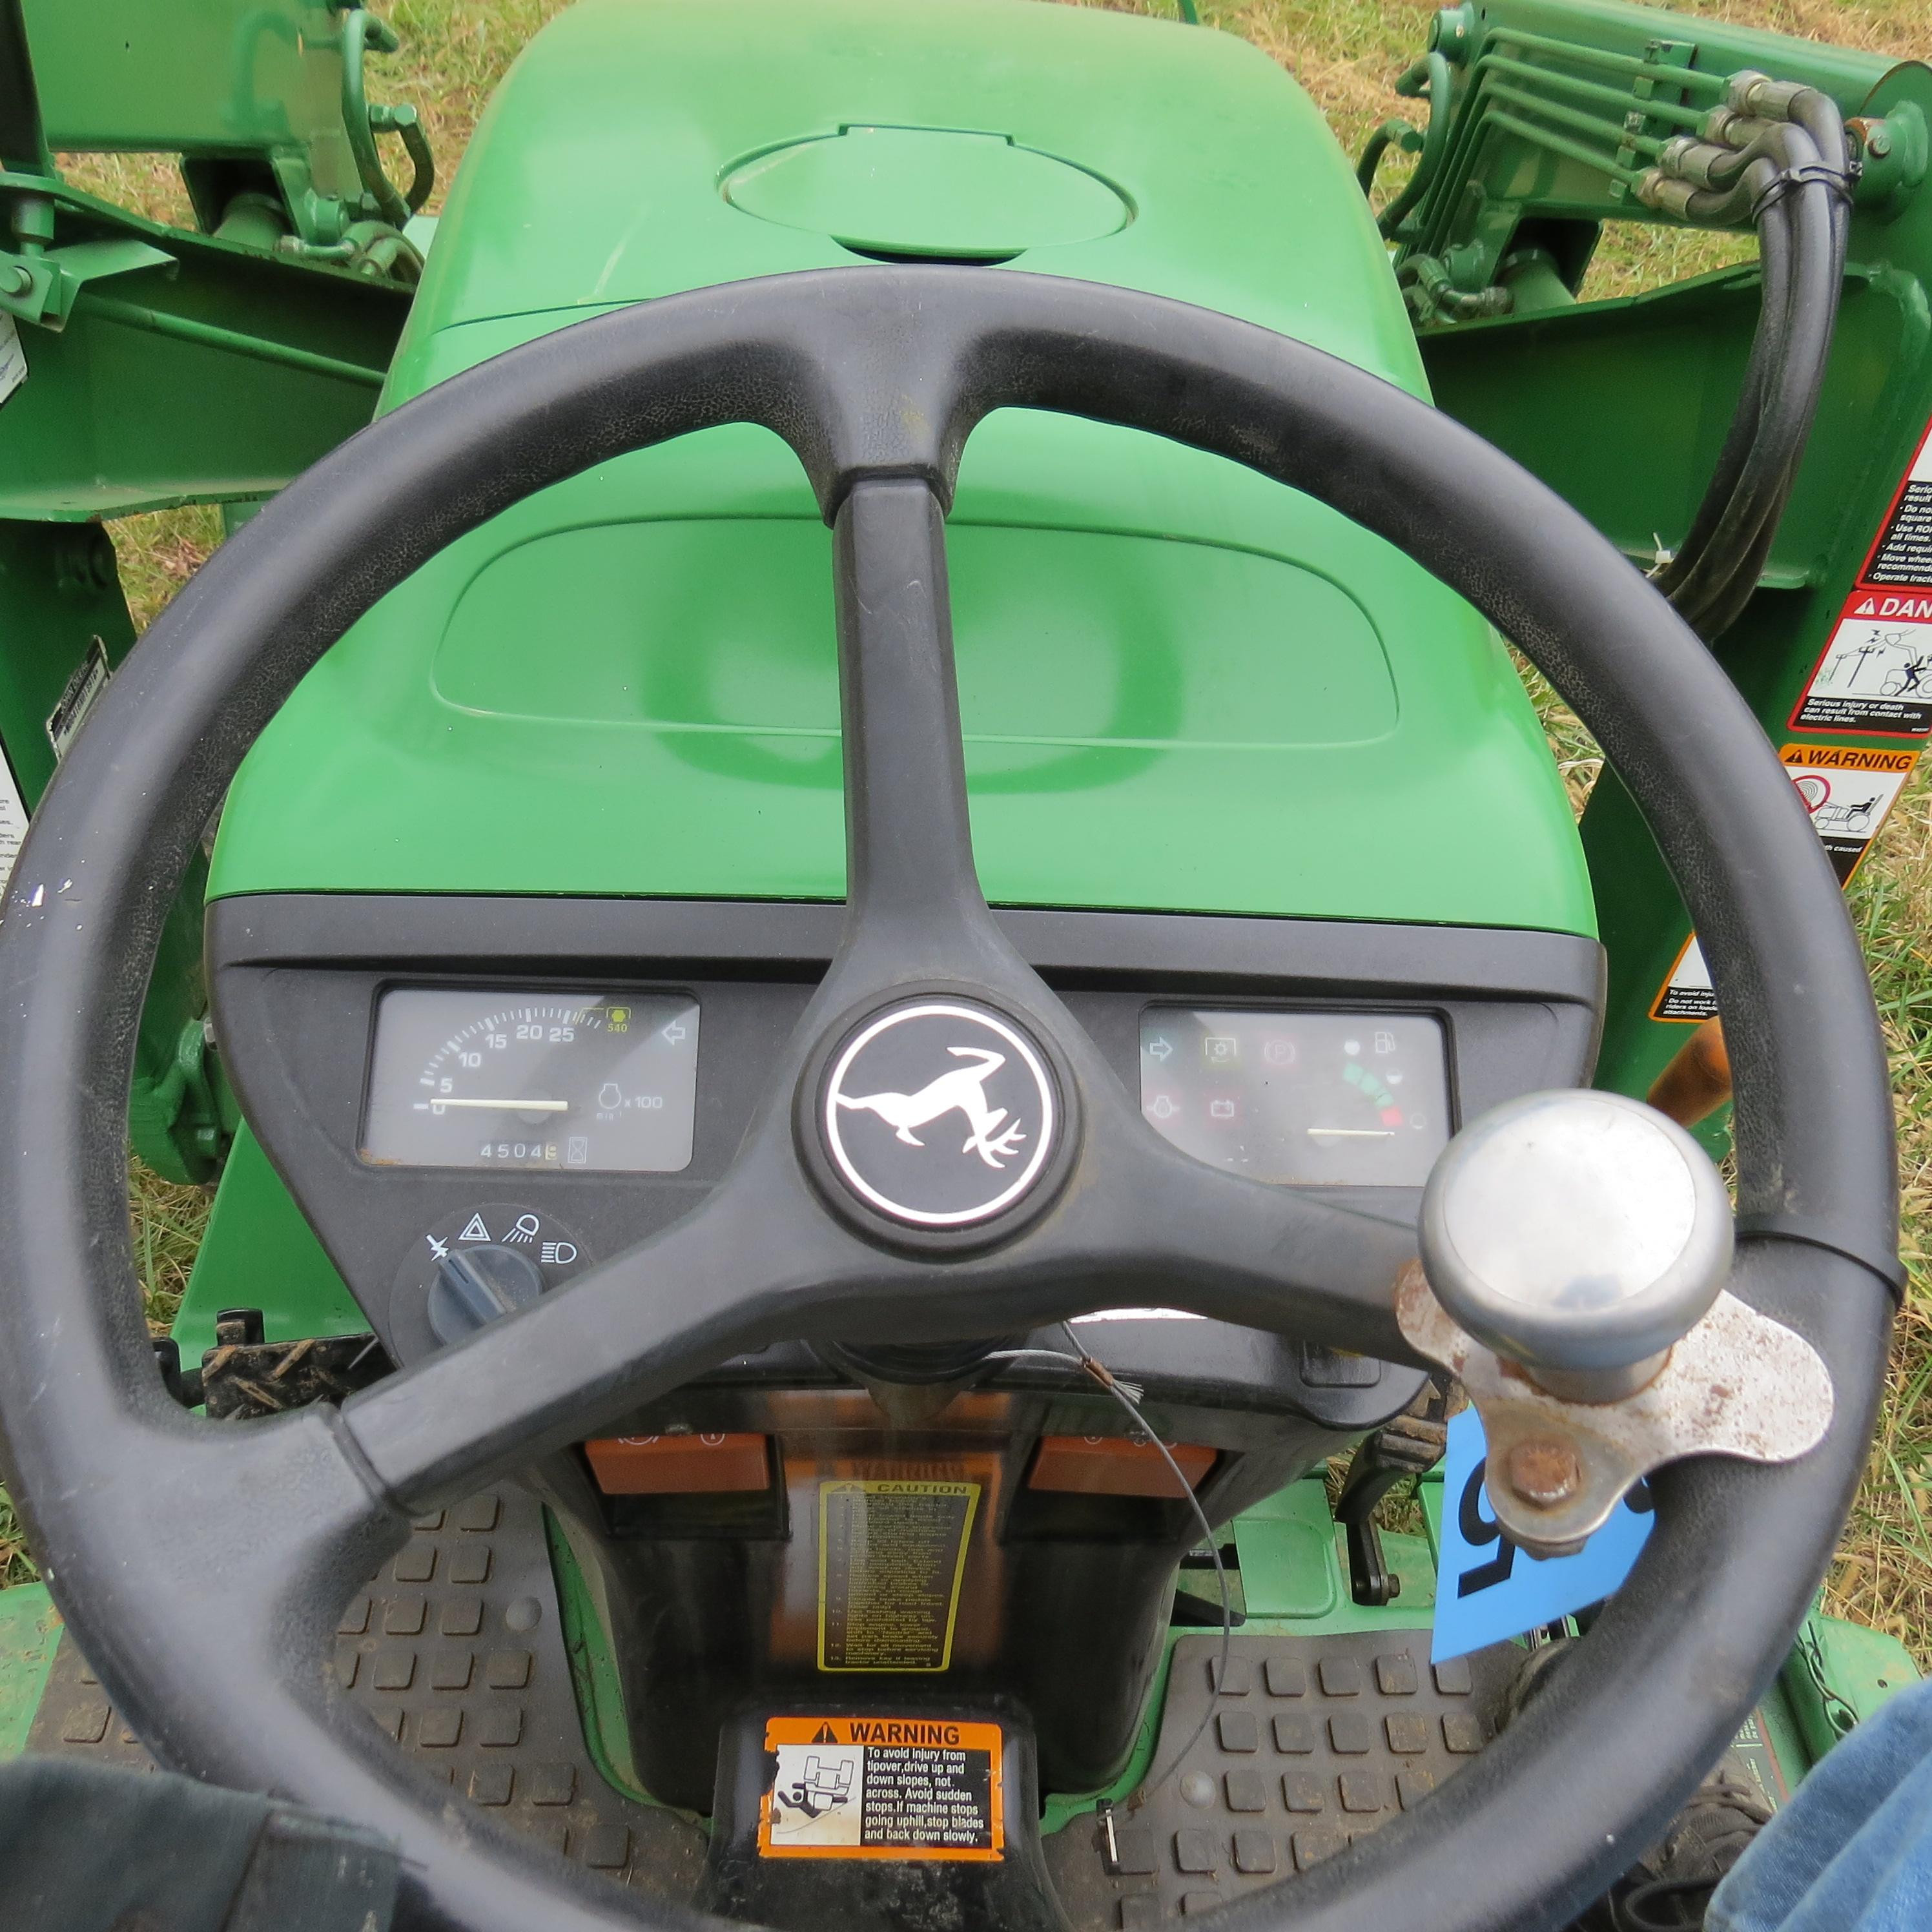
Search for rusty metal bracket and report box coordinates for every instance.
[1395,1263,1833,1558]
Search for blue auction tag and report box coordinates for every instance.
[1431,1406,1653,1663]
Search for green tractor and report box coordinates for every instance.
[0,1,1926,1927]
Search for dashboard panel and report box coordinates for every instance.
[207,895,1603,1392]
[1138,1006,1450,1186]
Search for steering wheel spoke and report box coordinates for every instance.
[342,1161,857,1510]
[1095,1115,1426,1357]
[831,477,985,947]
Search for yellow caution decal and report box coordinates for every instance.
[817,1479,978,1673]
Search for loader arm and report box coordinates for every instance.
[1372,0,1932,1147]
[0,0,425,1178]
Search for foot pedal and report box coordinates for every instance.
[23,1485,705,1900]
[1042,1632,1520,1929]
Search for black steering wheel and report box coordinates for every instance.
[0,269,1900,1932]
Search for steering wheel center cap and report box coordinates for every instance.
[819,998,1060,1229]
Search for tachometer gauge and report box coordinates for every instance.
[361,987,700,1173]
[1138,1007,1450,1186]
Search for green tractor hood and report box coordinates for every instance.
[209,0,1591,938]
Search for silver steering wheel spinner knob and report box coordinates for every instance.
[1420,1087,1732,1401]
[1401,1089,1833,1557]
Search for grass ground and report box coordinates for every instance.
[6,0,1930,1668]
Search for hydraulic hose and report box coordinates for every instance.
[1649,162,1789,601]
[1789,85,1853,404]
[1652,108,1849,639]
[1678,92,1856,642]
[1670,128,1841,633]
[1375,53,1453,240]
[1689,468,1790,642]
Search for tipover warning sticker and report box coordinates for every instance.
[818,1480,978,1673]
[1793,593,1932,737]
[1863,414,1932,589]
[758,1716,1004,1860]
[1779,743,1917,881]
[1652,742,1921,1020]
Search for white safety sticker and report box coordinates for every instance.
[0,313,27,410]
[1779,743,1917,881]
[1792,593,1932,737]
[1862,414,1932,590]
[0,746,27,901]
[758,1716,1003,1862]
[1652,934,1715,1023]
[45,635,109,761]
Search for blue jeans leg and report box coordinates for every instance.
[1710,1672,1932,1932]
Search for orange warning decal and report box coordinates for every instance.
[1778,742,1917,885]
[757,1716,1005,1862]
[1650,932,1714,1025]
[1652,739,1921,1022]
[1780,743,1919,774]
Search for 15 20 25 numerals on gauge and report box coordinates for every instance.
[359,985,701,1174]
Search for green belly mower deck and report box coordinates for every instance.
[0,3,1925,1930]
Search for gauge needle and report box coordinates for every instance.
[429,1098,570,1112]
[1306,1127,1394,1138]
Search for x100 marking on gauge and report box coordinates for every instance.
[359,987,701,1173]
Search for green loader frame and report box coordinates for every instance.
[1372,1,1932,1125]
[0,0,418,1182]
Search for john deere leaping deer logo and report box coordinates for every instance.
[821,1000,1059,1229]
[835,1045,1028,1169]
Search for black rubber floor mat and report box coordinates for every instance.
[23,1484,706,1899]
[1042,1630,1521,1929]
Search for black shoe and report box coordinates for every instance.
[1605,1771,1773,1930]
[1492,1639,1772,1932]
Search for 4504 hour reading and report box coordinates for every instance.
[360,987,701,1175]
